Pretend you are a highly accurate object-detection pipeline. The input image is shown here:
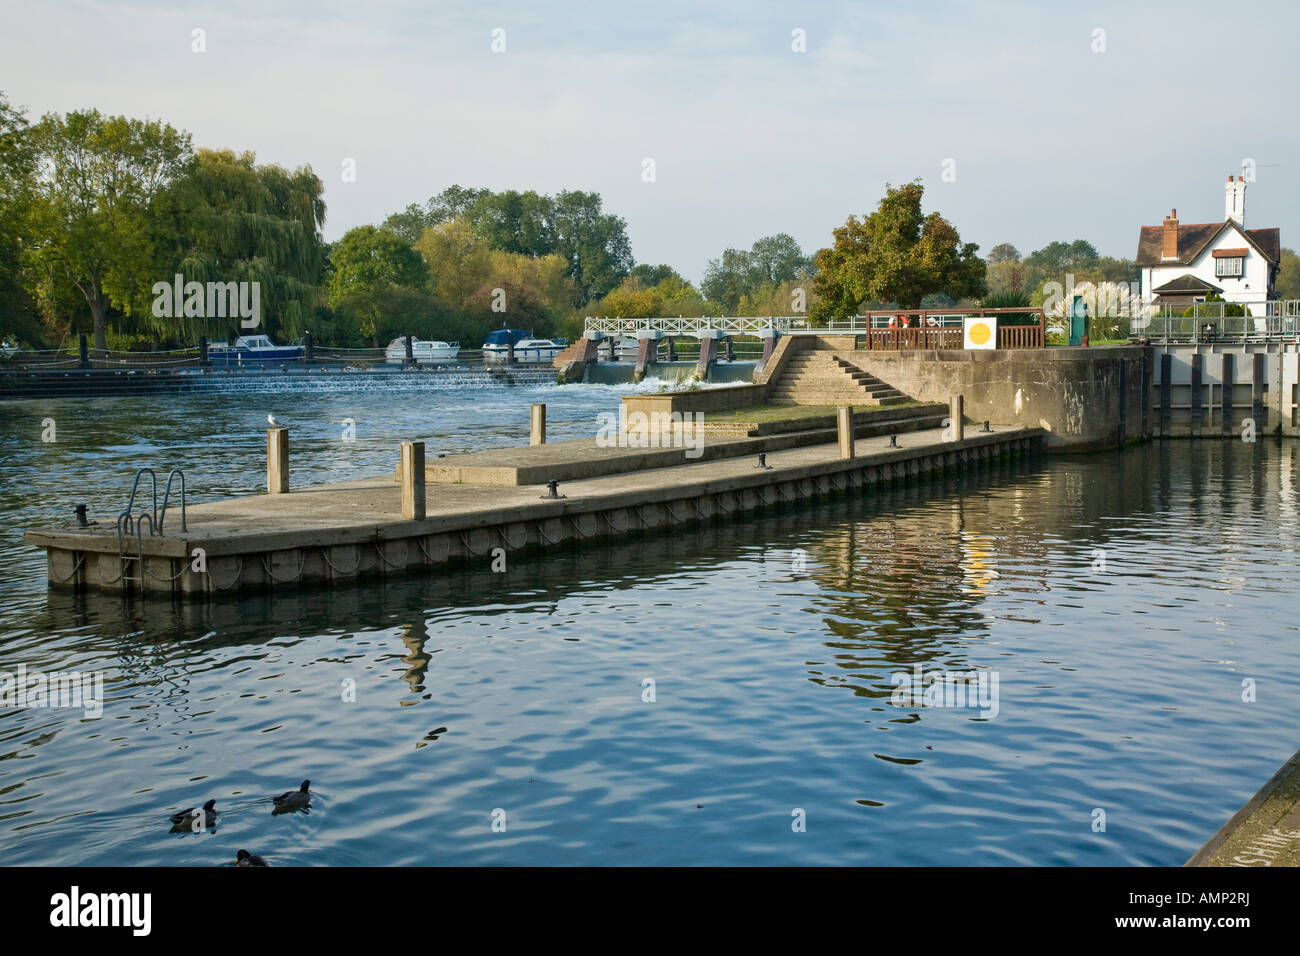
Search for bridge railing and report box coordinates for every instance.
[583,316,797,336]
[584,307,1045,349]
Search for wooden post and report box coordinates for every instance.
[530,403,546,445]
[79,333,90,369]
[267,427,289,494]
[405,334,415,366]
[303,330,314,364]
[837,406,854,459]
[400,441,426,520]
[949,395,964,441]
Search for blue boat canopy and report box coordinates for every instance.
[483,329,533,347]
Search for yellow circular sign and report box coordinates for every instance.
[968,322,991,345]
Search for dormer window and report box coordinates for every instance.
[1214,256,1244,278]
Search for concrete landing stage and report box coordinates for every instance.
[25,425,1045,597]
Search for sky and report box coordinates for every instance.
[3,0,1296,283]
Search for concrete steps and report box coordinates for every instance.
[768,350,910,406]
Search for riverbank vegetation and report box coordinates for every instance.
[5,93,1284,352]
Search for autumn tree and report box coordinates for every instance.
[811,181,985,319]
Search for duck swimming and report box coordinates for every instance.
[235,849,269,867]
[169,798,217,831]
[272,780,311,812]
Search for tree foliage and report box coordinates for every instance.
[811,180,985,317]
[29,109,193,348]
[385,186,631,305]
[0,92,41,345]
[701,233,812,312]
[160,148,326,342]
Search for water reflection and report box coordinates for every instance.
[3,403,1300,863]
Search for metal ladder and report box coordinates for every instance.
[116,468,187,590]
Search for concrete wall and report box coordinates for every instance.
[751,334,806,389]
[836,346,1152,452]
[622,383,769,419]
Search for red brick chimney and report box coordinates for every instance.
[1161,209,1179,259]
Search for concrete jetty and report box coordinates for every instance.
[25,423,1045,598]
[1188,748,1300,866]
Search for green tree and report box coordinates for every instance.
[467,189,553,257]
[1274,248,1300,300]
[987,242,1020,264]
[628,263,680,287]
[747,233,813,285]
[29,109,193,349]
[158,148,326,342]
[701,247,752,312]
[1024,239,1100,274]
[328,224,428,342]
[702,234,813,311]
[0,93,42,346]
[811,180,986,318]
[383,185,490,244]
[548,190,633,304]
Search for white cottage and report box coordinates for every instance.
[1136,176,1280,314]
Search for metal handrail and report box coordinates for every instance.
[159,469,187,533]
[124,469,158,534]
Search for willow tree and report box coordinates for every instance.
[29,110,193,349]
[157,149,326,342]
[811,180,985,319]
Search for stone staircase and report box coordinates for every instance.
[767,350,909,406]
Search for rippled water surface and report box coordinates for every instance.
[1,381,1298,865]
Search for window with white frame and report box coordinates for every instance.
[1215,256,1244,278]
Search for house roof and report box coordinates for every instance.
[1136,220,1281,266]
[1152,273,1223,295]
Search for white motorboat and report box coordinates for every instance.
[384,338,461,363]
[482,337,566,363]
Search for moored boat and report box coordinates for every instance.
[481,329,567,363]
[207,335,304,365]
[383,338,461,363]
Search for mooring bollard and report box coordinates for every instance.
[530,403,546,445]
[949,395,965,441]
[400,441,426,520]
[837,406,855,459]
[267,427,289,494]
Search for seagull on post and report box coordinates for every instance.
[267,414,280,428]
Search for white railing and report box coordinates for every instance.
[583,315,799,336]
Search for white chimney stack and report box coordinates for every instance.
[1225,174,1246,226]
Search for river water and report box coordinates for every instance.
[0,380,1297,865]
